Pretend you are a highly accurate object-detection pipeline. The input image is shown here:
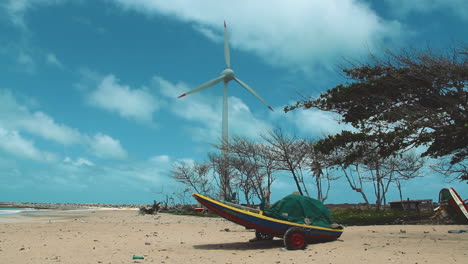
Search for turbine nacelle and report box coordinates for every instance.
[222,68,235,82]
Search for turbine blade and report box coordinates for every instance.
[224,21,231,68]
[234,77,274,111]
[177,75,225,98]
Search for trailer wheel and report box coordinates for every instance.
[255,230,274,240]
[284,227,307,250]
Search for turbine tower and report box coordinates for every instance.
[177,21,273,146]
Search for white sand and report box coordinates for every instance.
[0,210,467,263]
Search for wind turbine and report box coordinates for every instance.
[177,21,273,145]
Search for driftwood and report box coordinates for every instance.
[139,200,161,215]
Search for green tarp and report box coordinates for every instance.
[439,188,453,201]
[264,194,334,228]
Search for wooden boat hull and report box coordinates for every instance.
[439,187,468,224]
[192,193,343,241]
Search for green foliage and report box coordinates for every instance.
[286,47,468,180]
[169,208,434,225]
[166,211,220,218]
[332,208,433,226]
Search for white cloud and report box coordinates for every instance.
[64,156,94,167]
[284,108,353,137]
[111,0,401,74]
[89,133,127,159]
[2,0,71,29]
[228,97,273,138]
[149,155,171,164]
[192,24,222,43]
[17,52,35,73]
[384,0,468,20]
[2,0,30,28]
[0,128,40,160]
[45,53,63,68]
[0,90,82,145]
[76,157,94,166]
[19,112,82,145]
[0,127,56,162]
[79,155,176,188]
[0,89,128,160]
[2,2,69,74]
[0,152,175,196]
[88,74,159,123]
[175,158,195,167]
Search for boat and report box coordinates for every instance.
[192,193,344,250]
[439,187,468,224]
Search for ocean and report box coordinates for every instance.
[0,207,37,215]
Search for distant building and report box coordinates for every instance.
[389,199,433,212]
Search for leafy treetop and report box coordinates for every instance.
[285,47,467,180]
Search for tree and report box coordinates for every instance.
[170,161,213,195]
[351,140,395,210]
[261,128,309,196]
[334,140,423,210]
[340,163,370,206]
[286,47,468,181]
[305,140,339,202]
[383,152,425,208]
[217,136,277,204]
[430,157,468,182]
[208,152,236,201]
[362,151,424,209]
[326,145,370,206]
[314,131,404,210]
[230,157,257,204]
[256,143,278,204]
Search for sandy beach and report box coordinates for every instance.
[0,209,467,264]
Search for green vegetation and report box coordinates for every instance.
[332,208,433,226]
[166,211,220,218]
[166,207,436,226]
[286,47,467,181]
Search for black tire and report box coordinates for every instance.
[255,230,274,240]
[284,227,307,250]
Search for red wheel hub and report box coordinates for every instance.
[290,232,305,249]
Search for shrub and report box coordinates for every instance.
[332,208,433,226]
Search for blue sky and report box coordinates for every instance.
[1,0,467,204]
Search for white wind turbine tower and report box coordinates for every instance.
[177,21,273,146]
